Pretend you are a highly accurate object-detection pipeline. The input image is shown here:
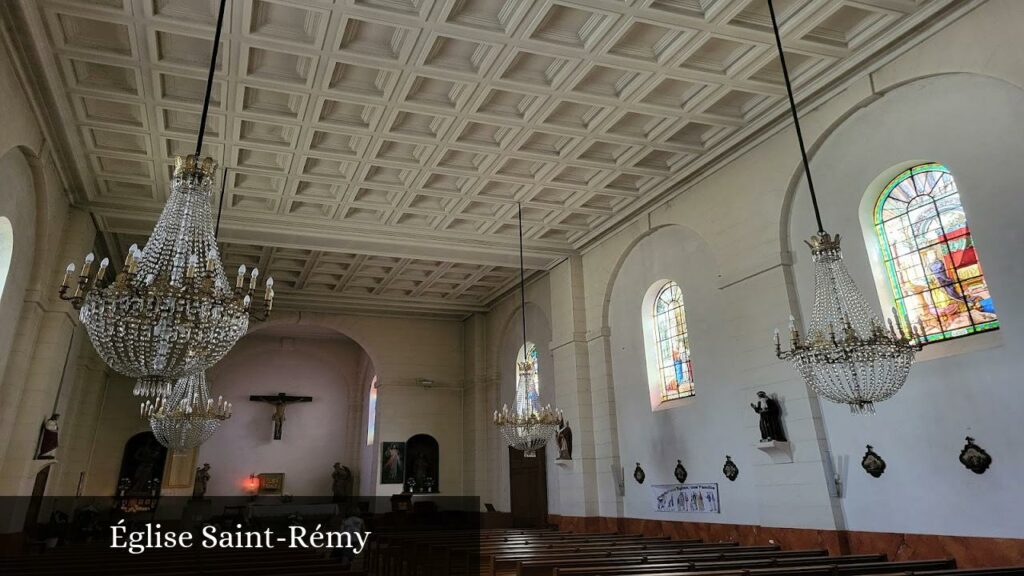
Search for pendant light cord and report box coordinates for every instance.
[518,202,528,364]
[195,0,228,158]
[767,0,825,234]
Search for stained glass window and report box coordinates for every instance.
[366,376,378,446]
[874,163,998,343]
[515,342,541,413]
[653,282,694,401]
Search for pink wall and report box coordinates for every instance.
[199,333,366,496]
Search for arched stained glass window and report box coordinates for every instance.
[874,163,998,343]
[0,217,11,303]
[366,376,378,446]
[515,342,540,413]
[653,282,694,401]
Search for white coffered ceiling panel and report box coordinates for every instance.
[13,0,963,315]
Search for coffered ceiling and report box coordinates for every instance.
[10,0,966,316]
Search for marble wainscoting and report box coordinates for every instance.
[547,515,1024,569]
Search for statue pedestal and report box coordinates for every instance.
[755,440,793,464]
[555,458,574,470]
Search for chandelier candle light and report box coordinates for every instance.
[493,203,562,457]
[58,0,272,398]
[766,0,920,414]
[142,371,231,450]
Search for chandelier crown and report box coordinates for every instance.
[173,154,218,182]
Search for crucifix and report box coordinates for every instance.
[249,393,312,440]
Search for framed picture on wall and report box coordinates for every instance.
[257,473,285,495]
[381,441,406,484]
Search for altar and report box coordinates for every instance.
[244,502,338,520]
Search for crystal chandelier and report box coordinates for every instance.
[767,0,920,413]
[57,0,272,394]
[142,371,232,450]
[493,203,561,457]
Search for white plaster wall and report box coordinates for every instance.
[608,226,837,528]
[0,150,36,393]
[787,73,1024,538]
[198,333,364,496]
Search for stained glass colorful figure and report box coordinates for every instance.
[366,376,378,446]
[516,342,541,413]
[874,163,998,343]
[653,282,694,401]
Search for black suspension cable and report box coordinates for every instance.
[768,0,825,234]
[195,0,228,158]
[214,167,228,240]
[517,202,528,364]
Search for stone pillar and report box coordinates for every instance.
[548,256,599,517]
[586,327,624,519]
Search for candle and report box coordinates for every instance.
[236,265,247,289]
[62,263,76,287]
[249,267,259,290]
[82,253,95,277]
[97,257,109,281]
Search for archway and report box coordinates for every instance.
[117,432,168,496]
[405,433,439,493]
[199,323,376,496]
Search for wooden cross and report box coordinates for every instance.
[249,393,312,440]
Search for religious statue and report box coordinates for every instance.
[192,463,211,500]
[750,391,786,442]
[959,437,992,475]
[36,414,60,460]
[332,463,353,501]
[555,417,573,460]
[249,393,313,440]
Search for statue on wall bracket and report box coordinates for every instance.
[722,456,739,482]
[751,391,786,442]
[673,460,688,484]
[192,463,211,500]
[633,463,646,484]
[959,437,992,474]
[861,445,886,478]
[555,417,573,460]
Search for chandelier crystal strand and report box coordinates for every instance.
[775,234,920,414]
[493,203,562,457]
[766,0,920,413]
[143,371,232,449]
[57,0,274,394]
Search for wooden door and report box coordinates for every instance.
[508,446,547,528]
[23,465,51,537]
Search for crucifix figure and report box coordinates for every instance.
[249,393,312,440]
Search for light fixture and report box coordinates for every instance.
[767,0,920,414]
[493,203,562,457]
[142,371,231,450]
[58,0,272,395]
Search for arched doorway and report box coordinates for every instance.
[405,434,439,493]
[117,432,168,496]
[22,464,52,537]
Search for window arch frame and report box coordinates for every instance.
[645,280,695,407]
[872,162,999,345]
[366,376,378,446]
[0,217,12,304]
[514,341,540,414]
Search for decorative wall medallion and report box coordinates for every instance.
[861,445,886,478]
[722,456,739,482]
[674,460,688,484]
[959,436,992,474]
[633,463,646,484]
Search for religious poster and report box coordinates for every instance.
[651,483,720,514]
[381,441,405,484]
